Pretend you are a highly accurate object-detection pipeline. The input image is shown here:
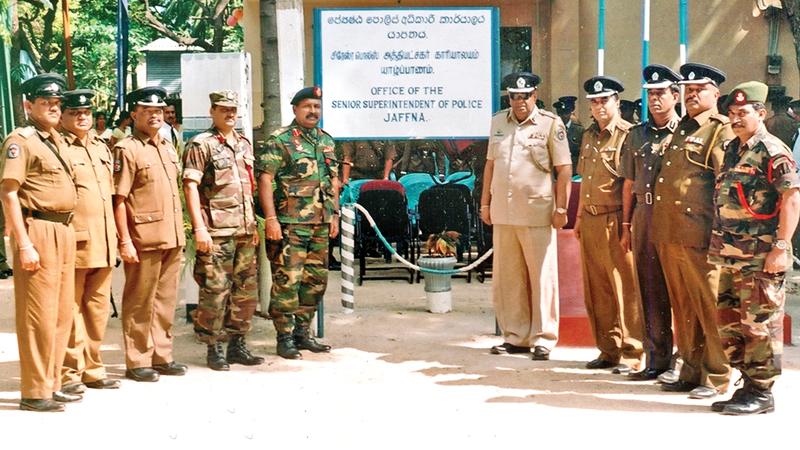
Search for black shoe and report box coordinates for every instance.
[660,380,698,392]
[712,384,751,412]
[277,333,302,359]
[490,343,531,355]
[721,389,775,415]
[153,361,188,376]
[585,358,616,369]
[61,382,87,395]
[227,335,265,365]
[328,258,341,271]
[531,346,550,361]
[627,368,665,381]
[207,342,230,371]
[293,327,332,353]
[689,385,719,399]
[84,379,121,389]
[657,368,680,384]
[20,398,65,412]
[612,364,632,374]
[125,367,160,382]
[53,390,82,403]
[0,266,12,279]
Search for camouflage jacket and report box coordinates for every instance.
[341,140,396,180]
[708,125,800,271]
[183,128,257,237]
[255,120,338,224]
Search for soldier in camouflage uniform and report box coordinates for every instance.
[256,86,339,359]
[183,91,263,370]
[340,140,396,183]
[708,81,800,415]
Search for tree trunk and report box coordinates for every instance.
[781,0,800,92]
[260,0,281,134]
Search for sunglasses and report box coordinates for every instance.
[508,92,533,101]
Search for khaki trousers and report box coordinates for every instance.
[122,247,182,369]
[655,243,730,389]
[491,224,559,349]
[13,219,75,399]
[62,267,113,385]
[578,211,643,367]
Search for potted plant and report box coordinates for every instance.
[417,231,460,313]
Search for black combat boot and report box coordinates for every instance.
[711,377,750,412]
[276,333,302,360]
[293,326,331,353]
[206,342,230,371]
[721,386,775,415]
[227,334,265,365]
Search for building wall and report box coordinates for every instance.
[244,0,799,127]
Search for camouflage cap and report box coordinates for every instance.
[727,81,769,107]
[209,90,239,107]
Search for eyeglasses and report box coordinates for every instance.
[508,92,532,101]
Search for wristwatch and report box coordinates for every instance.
[555,207,568,215]
[774,239,789,250]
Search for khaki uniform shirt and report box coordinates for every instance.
[577,115,633,207]
[63,130,117,268]
[183,128,257,237]
[488,108,571,227]
[651,108,733,248]
[341,140,397,180]
[113,129,185,251]
[2,124,76,214]
[619,117,678,202]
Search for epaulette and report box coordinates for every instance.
[194,131,214,141]
[318,127,334,139]
[270,126,290,137]
[616,119,633,132]
[493,108,510,118]
[538,109,558,120]
[761,134,792,158]
[237,132,251,145]
[710,113,730,124]
[18,126,36,138]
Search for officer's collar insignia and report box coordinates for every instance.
[652,72,659,81]
[516,77,526,88]
[6,143,19,159]
[688,71,696,80]
[594,80,603,92]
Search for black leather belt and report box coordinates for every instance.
[22,208,73,225]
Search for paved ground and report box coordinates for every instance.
[1,260,799,448]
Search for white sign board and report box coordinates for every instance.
[314,8,499,139]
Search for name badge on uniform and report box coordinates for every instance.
[685,136,705,145]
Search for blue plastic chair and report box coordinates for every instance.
[445,171,476,192]
[398,173,437,225]
[340,178,374,205]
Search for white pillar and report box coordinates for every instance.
[277,0,306,124]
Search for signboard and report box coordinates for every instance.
[314,8,499,139]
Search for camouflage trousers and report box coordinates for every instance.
[717,268,785,390]
[270,223,329,334]
[192,235,258,343]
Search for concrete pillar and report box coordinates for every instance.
[277,0,306,124]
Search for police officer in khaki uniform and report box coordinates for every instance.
[113,87,187,382]
[59,89,120,394]
[1,73,78,411]
[652,63,733,399]
[708,82,800,415]
[619,65,681,380]
[481,72,572,360]
[183,90,263,370]
[574,76,644,373]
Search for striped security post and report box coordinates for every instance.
[340,204,356,312]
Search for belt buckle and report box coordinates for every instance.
[645,192,653,205]
[64,212,73,225]
[589,205,598,216]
